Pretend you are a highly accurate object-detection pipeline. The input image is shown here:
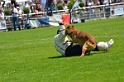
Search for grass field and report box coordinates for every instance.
[0,17,124,82]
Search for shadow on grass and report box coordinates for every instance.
[48,56,66,59]
[48,55,81,59]
[48,51,108,59]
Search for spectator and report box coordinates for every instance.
[36,3,42,12]
[53,2,57,11]
[96,0,100,5]
[53,0,57,5]
[103,0,111,5]
[11,5,21,31]
[17,6,23,17]
[63,3,68,13]
[57,0,62,4]
[40,0,47,12]
[17,6,24,29]
[36,0,42,12]
[11,0,16,7]
[0,6,6,30]
[14,2,19,8]
[32,6,39,17]
[79,7,86,21]
[99,0,104,5]
[103,0,111,18]
[29,2,34,13]
[28,0,33,3]
[87,0,94,6]
[87,0,94,19]
[11,0,16,4]
[23,1,30,9]
[0,7,4,19]
[64,0,68,3]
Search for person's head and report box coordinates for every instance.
[57,21,66,35]
[36,0,40,2]
[29,2,32,5]
[11,5,14,8]
[89,0,93,2]
[33,5,36,9]
[63,3,66,6]
[17,6,20,10]
[57,27,65,35]
[82,7,86,11]
[25,1,28,4]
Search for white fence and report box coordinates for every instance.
[71,2,124,22]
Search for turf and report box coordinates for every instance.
[0,17,124,82]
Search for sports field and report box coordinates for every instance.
[0,17,124,82]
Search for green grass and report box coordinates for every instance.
[0,17,124,82]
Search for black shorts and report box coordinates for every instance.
[65,44,99,56]
[65,44,83,56]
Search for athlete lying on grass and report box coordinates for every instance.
[54,21,114,56]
